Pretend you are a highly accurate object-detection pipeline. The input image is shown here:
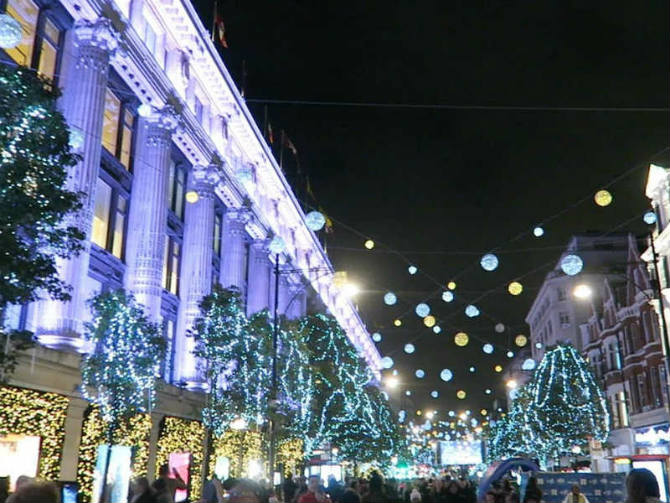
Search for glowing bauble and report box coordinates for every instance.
[415,303,430,317]
[447,281,457,290]
[394,319,402,327]
[495,323,505,333]
[363,240,374,250]
[457,390,466,399]
[268,235,286,254]
[480,409,488,416]
[522,358,537,371]
[137,103,153,117]
[533,226,544,237]
[515,334,528,347]
[405,390,412,396]
[442,291,454,303]
[305,211,326,231]
[185,190,199,203]
[431,391,439,398]
[0,14,22,49]
[372,332,382,342]
[465,305,480,317]
[485,389,492,395]
[469,366,475,373]
[423,315,436,328]
[383,292,397,305]
[535,342,543,349]
[480,253,499,271]
[594,189,613,207]
[482,344,494,354]
[448,410,455,417]
[381,357,394,369]
[561,254,583,276]
[508,281,523,295]
[415,369,425,379]
[644,211,657,225]
[454,332,469,347]
[506,351,514,358]
[408,265,418,275]
[433,326,442,334]
[440,369,453,382]
[494,365,503,373]
[404,343,415,354]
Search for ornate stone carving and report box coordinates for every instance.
[73,18,120,72]
[145,105,180,147]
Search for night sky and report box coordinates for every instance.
[194,1,669,415]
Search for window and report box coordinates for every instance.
[5,0,38,66]
[650,366,662,408]
[637,373,648,409]
[661,365,669,405]
[168,161,186,220]
[102,89,135,170]
[628,378,640,413]
[557,287,567,301]
[144,21,157,56]
[615,391,629,428]
[161,318,176,382]
[559,312,570,327]
[91,178,127,259]
[162,235,181,295]
[213,213,222,255]
[194,97,203,122]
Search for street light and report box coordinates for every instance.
[385,376,399,389]
[573,283,593,300]
[506,379,518,389]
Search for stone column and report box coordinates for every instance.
[219,209,250,294]
[34,18,119,351]
[286,284,307,319]
[173,165,221,388]
[246,239,272,316]
[59,397,89,481]
[124,107,179,320]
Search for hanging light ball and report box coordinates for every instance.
[515,334,528,347]
[0,14,23,49]
[423,315,436,328]
[405,390,412,396]
[440,369,453,382]
[372,332,382,342]
[495,323,505,333]
[644,211,657,225]
[408,265,418,275]
[433,326,442,334]
[494,365,503,373]
[522,358,537,371]
[480,253,499,271]
[469,366,476,373]
[454,332,469,347]
[533,226,545,237]
[431,391,439,398]
[404,343,416,354]
[482,344,494,354]
[465,305,480,318]
[456,390,466,400]
[393,319,402,327]
[442,291,454,303]
[268,235,287,254]
[485,389,492,395]
[560,254,584,276]
[383,292,397,305]
[364,239,375,250]
[594,189,613,207]
[535,342,543,349]
[305,211,326,231]
[381,356,394,369]
[447,281,457,290]
[506,350,514,358]
[415,303,431,317]
[508,281,523,296]
[415,369,425,379]
[185,190,199,204]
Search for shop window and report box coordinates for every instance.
[213,213,222,255]
[168,161,186,220]
[162,235,181,295]
[102,89,135,171]
[91,178,128,260]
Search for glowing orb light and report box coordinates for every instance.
[415,369,425,379]
[431,391,439,398]
[423,315,436,328]
[480,409,488,416]
[522,358,537,371]
[515,334,528,347]
[415,303,430,317]
[482,344,494,354]
[533,226,544,237]
[433,326,442,334]
[408,265,418,275]
[560,254,583,276]
[594,189,613,207]
[268,235,286,254]
[644,211,657,225]
[485,389,492,394]
[383,292,397,305]
[535,342,543,349]
[494,365,503,373]
[454,332,469,347]
[372,332,382,342]
[137,103,153,117]
[469,366,475,373]
[404,343,415,354]
[305,211,326,231]
[364,239,375,249]
[448,410,455,417]
[480,253,499,271]
[457,390,466,399]
[447,281,457,290]
[186,190,200,204]
[506,351,514,358]
[381,357,394,369]
[508,281,523,296]
[0,14,22,49]
[405,390,412,396]
[393,319,402,327]
[495,323,505,333]
[440,369,453,382]
[465,305,480,318]
[442,291,454,303]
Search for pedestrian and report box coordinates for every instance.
[625,468,662,503]
[284,473,299,503]
[522,477,542,503]
[362,473,389,503]
[0,477,8,503]
[562,485,589,503]
[153,464,187,503]
[299,475,330,503]
[131,477,158,503]
[229,479,262,503]
[202,474,226,503]
[6,481,59,503]
[327,476,345,503]
[342,480,361,503]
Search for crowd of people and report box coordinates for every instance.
[0,466,665,503]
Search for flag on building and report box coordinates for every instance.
[267,122,274,144]
[212,2,229,48]
[282,131,298,155]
